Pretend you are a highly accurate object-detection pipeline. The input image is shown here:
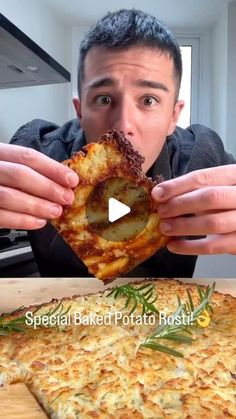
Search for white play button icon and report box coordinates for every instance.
[108,197,131,223]
[86,177,150,241]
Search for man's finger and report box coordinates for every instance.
[0,144,79,188]
[157,186,236,218]
[0,186,63,219]
[0,161,75,206]
[152,165,236,202]
[0,209,47,230]
[159,210,236,236]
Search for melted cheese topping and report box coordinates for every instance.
[52,133,169,281]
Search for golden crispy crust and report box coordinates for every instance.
[0,279,236,418]
[52,131,169,281]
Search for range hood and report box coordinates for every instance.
[0,13,70,89]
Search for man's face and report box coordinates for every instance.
[73,45,184,173]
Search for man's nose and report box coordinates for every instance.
[111,103,134,137]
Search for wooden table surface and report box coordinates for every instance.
[0,384,48,418]
[0,277,235,418]
[1,277,236,313]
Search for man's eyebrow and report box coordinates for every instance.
[86,77,170,93]
[87,77,118,90]
[135,79,169,92]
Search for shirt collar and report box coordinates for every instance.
[147,142,172,181]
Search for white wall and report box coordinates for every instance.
[69,25,89,119]
[194,2,236,279]
[0,0,72,143]
[210,0,236,156]
[211,5,228,144]
[226,1,236,156]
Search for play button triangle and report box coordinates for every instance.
[108,197,131,223]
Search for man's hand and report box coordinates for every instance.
[152,165,236,255]
[0,144,79,230]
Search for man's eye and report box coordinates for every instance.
[142,96,158,106]
[95,95,112,106]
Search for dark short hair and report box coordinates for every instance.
[78,9,182,100]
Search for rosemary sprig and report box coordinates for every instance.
[0,302,71,335]
[41,301,71,323]
[197,284,214,314]
[0,309,27,335]
[107,282,159,315]
[140,283,215,358]
[179,282,215,320]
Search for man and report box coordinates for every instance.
[0,9,235,277]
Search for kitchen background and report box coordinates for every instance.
[0,0,236,277]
